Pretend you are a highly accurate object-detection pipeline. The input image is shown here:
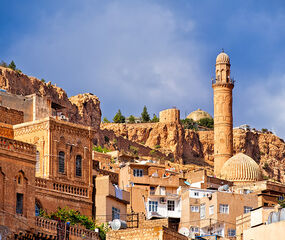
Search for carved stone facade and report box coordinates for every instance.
[213,52,234,176]
[13,117,94,216]
[0,136,36,233]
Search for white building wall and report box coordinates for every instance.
[146,196,181,219]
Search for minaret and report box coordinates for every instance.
[212,51,234,176]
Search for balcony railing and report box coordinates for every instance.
[0,136,36,155]
[35,217,99,240]
[35,177,89,198]
[130,175,180,187]
[211,77,235,85]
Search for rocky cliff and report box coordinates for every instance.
[0,66,101,130]
[101,122,285,183]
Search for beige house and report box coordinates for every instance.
[198,191,257,238]
[236,206,285,240]
[236,206,274,240]
[95,175,130,223]
[119,162,182,226]
[180,188,217,236]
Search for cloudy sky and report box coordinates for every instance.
[1,1,285,137]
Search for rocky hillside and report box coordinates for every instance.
[1,66,284,182]
[0,66,101,130]
[101,122,285,183]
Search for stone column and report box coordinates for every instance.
[212,52,234,176]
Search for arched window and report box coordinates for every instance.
[75,155,82,177]
[35,200,42,216]
[36,151,40,173]
[58,151,65,173]
[18,175,22,184]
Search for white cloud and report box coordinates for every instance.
[9,0,209,118]
[245,74,285,138]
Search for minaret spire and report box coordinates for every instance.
[212,51,234,176]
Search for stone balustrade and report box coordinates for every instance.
[35,217,100,240]
[35,178,47,188]
[0,136,36,155]
[53,182,88,197]
[35,178,89,197]
[36,217,57,233]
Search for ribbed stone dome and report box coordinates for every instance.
[187,109,213,122]
[220,153,262,183]
[216,52,230,64]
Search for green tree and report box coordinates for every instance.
[0,61,7,67]
[128,115,135,123]
[278,197,285,208]
[181,118,196,130]
[151,114,159,122]
[113,109,125,123]
[141,106,150,122]
[103,117,110,123]
[197,118,214,129]
[8,60,16,70]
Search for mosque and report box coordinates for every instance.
[212,51,262,184]
[188,51,262,185]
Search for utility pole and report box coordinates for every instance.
[209,218,212,235]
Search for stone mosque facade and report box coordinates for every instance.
[213,51,262,184]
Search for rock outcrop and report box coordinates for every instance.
[101,122,285,183]
[101,122,184,162]
[0,67,101,130]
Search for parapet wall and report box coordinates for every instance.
[159,108,180,123]
[0,105,24,125]
[106,226,187,240]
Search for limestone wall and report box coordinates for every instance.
[159,108,180,124]
[106,226,187,240]
[0,105,24,125]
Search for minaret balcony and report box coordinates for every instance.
[212,78,235,87]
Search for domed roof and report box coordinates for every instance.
[216,52,230,64]
[220,153,262,183]
[187,109,213,122]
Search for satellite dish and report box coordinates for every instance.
[184,181,191,186]
[178,227,190,237]
[218,184,229,192]
[109,219,127,230]
[280,208,285,221]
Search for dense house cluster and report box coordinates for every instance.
[1,52,285,240]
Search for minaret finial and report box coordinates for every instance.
[221,48,224,53]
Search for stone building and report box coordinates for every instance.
[0,91,126,239]
[119,162,182,228]
[13,117,94,216]
[0,133,36,234]
[180,188,217,236]
[95,175,130,223]
[199,191,258,238]
[236,205,285,240]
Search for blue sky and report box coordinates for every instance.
[1,1,285,137]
